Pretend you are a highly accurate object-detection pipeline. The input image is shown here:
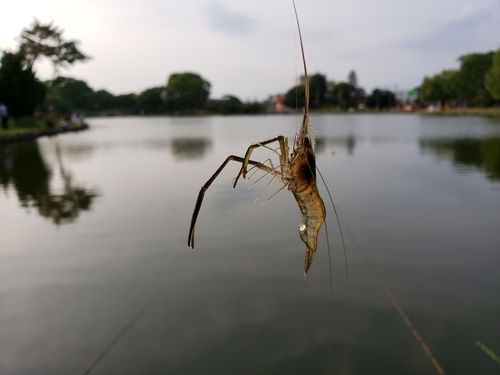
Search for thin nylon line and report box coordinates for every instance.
[341,219,446,375]
[82,292,162,375]
[324,218,336,375]
[324,220,333,301]
[316,166,348,290]
[294,16,299,130]
[328,0,333,82]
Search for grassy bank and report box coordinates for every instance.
[0,117,46,136]
[0,116,89,145]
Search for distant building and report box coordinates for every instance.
[267,94,283,113]
[267,94,293,113]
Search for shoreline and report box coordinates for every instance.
[0,106,497,146]
[0,124,89,145]
[80,107,500,117]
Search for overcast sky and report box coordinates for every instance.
[1,0,499,100]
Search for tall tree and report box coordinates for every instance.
[455,52,494,106]
[348,70,358,88]
[166,73,210,113]
[485,49,500,101]
[19,19,90,117]
[0,52,46,117]
[19,19,90,75]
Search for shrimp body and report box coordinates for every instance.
[287,114,326,275]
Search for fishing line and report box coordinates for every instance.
[328,0,333,83]
[339,218,446,375]
[81,291,163,375]
[316,165,348,375]
[293,3,299,131]
[323,216,337,375]
[318,160,445,374]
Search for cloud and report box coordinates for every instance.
[206,1,257,35]
[394,5,493,52]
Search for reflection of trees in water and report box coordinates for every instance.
[61,143,96,161]
[315,135,356,155]
[420,137,500,181]
[0,141,99,225]
[171,138,211,159]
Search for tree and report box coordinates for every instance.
[283,84,306,109]
[91,90,116,111]
[0,52,46,117]
[310,73,327,108]
[113,94,138,112]
[137,86,167,114]
[19,18,90,75]
[283,74,327,109]
[331,82,361,109]
[485,49,500,101]
[419,70,459,106]
[166,73,210,113]
[348,70,358,88]
[366,88,395,109]
[455,52,494,106]
[209,95,243,114]
[43,76,94,112]
[18,19,90,117]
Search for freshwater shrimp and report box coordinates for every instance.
[188,2,325,276]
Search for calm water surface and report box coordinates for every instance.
[1,114,499,374]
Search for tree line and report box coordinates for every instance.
[284,48,500,111]
[41,74,266,115]
[1,19,498,121]
[419,49,500,107]
[282,71,397,111]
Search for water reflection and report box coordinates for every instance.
[316,135,356,155]
[61,143,96,161]
[0,141,99,225]
[171,137,212,160]
[420,137,500,181]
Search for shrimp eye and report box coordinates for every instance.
[304,137,310,145]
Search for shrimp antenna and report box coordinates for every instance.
[293,0,309,115]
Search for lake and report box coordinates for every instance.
[1,114,499,375]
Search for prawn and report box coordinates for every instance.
[188,1,325,276]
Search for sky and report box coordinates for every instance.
[1,0,499,100]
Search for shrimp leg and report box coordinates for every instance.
[188,155,279,248]
[233,136,289,186]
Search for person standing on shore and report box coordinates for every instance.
[0,103,8,129]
